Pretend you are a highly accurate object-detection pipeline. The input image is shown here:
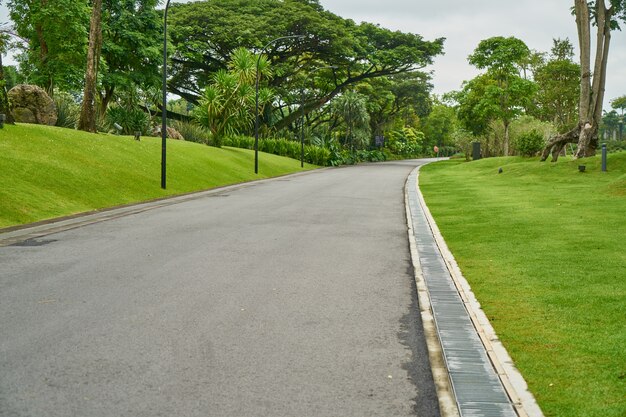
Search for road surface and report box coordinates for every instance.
[1,160,439,417]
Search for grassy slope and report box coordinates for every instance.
[420,154,626,417]
[0,124,315,228]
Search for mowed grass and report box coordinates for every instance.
[419,154,626,417]
[0,124,316,228]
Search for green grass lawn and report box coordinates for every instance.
[420,154,626,417]
[0,123,316,228]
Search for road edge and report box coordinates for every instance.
[411,165,545,417]
[0,168,328,246]
[404,167,460,417]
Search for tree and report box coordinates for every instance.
[421,102,457,151]
[0,24,17,123]
[193,47,273,145]
[167,0,443,132]
[541,0,626,161]
[467,36,537,156]
[532,39,580,132]
[98,0,162,117]
[610,95,626,140]
[356,71,433,138]
[332,90,371,150]
[7,0,89,94]
[601,109,620,139]
[78,0,103,132]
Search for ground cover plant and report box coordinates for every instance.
[419,155,626,417]
[0,124,315,228]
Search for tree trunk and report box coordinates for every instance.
[503,120,510,156]
[98,85,115,120]
[0,53,15,124]
[78,0,103,133]
[540,125,581,162]
[543,0,612,161]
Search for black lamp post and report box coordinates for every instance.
[254,35,305,174]
[161,0,172,189]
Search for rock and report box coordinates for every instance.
[151,125,184,140]
[8,84,58,126]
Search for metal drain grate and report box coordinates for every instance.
[407,173,517,417]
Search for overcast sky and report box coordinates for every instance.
[1,0,624,104]
[318,0,626,104]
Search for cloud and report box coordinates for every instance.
[319,0,626,99]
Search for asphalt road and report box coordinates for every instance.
[0,160,439,417]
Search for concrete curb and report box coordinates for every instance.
[410,165,544,417]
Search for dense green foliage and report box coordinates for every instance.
[515,129,544,156]
[420,155,626,417]
[531,39,580,133]
[8,0,89,93]
[0,124,315,228]
[463,36,537,156]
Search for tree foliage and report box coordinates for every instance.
[167,0,444,132]
[532,38,580,133]
[193,47,273,145]
[99,0,162,115]
[464,36,537,156]
[8,0,89,94]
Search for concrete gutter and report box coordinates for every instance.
[405,165,545,417]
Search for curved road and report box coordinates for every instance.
[1,160,439,417]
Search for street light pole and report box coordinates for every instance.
[254,35,305,174]
[161,0,171,189]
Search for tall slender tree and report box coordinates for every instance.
[78,0,103,132]
[541,0,626,161]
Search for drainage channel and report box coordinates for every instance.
[406,170,517,417]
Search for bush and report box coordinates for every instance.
[171,120,210,144]
[516,130,545,157]
[604,141,626,153]
[54,91,80,129]
[223,135,331,166]
[105,105,150,135]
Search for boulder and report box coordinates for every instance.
[8,84,58,126]
[151,125,184,140]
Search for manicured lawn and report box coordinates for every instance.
[0,124,316,228]
[419,154,626,417]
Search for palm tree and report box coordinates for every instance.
[333,90,371,151]
[194,48,273,146]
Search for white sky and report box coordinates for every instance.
[318,0,626,105]
[2,0,625,104]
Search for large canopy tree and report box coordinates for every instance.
[467,36,537,156]
[541,0,626,161]
[167,0,443,131]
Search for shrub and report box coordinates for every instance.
[223,135,331,166]
[54,91,80,129]
[106,105,150,135]
[516,130,545,157]
[171,120,210,144]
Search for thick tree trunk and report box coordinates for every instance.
[78,0,103,133]
[540,125,581,162]
[566,0,612,159]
